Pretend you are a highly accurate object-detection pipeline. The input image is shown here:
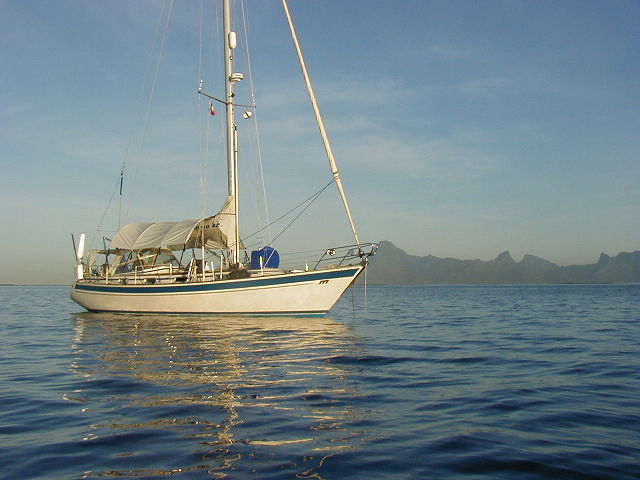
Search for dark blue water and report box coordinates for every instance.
[1,284,638,479]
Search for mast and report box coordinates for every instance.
[281,0,360,247]
[223,0,240,265]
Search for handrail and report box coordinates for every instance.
[312,242,377,270]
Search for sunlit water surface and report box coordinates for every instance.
[1,284,638,479]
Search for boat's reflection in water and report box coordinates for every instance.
[71,312,366,477]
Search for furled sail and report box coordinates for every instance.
[109,196,239,251]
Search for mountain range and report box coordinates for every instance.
[363,241,640,285]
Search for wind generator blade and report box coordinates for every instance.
[77,233,86,261]
[71,234,77,260]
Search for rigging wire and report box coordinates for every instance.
[242,178,333,246]
[210,2,224,217]
[89,175,121,250]
[198,0,205,217]
[199,1,225,218]
[240,0,272,245]
[364,262,368,317]
[89,1,170,250]
[198,1,221,218]
[118,3,169,230]
[223,179,332,256]
[124,0,174,223]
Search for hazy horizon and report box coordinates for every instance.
[2,241,638,286]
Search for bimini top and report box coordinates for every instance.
[110,197,239,251]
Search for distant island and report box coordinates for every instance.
[363,241,640,285]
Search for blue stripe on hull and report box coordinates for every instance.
[73,267,360,295]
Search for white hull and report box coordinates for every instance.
[71,265,363,315]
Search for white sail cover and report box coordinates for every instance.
[110,197,238,251]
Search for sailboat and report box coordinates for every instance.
[70,0,376,315]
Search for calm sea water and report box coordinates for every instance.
[1,284,638,479]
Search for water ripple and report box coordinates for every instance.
[1,285,638,479]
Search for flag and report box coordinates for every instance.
[209,101,215,116]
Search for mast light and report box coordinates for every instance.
[228,32,237,49]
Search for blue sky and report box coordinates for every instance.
[1,0,638,284]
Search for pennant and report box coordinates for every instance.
[209,101,215,116]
